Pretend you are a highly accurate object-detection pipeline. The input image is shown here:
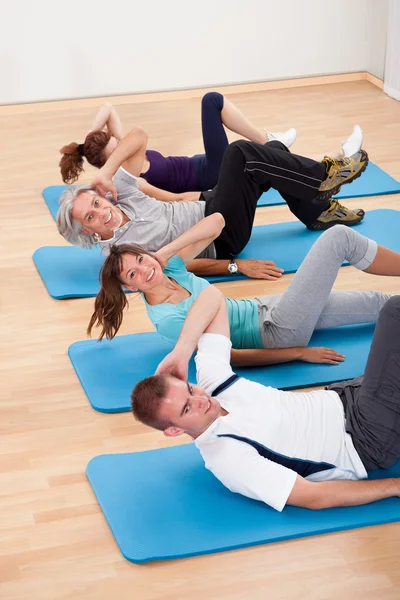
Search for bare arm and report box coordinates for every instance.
[91,126,148,199]
[186,257,284,281]
[155,213,225,265]
[288,474,400,510]
[138,178,201,203]
[156,286,229,379]
[91,102,123,140]
[231,346,345,367]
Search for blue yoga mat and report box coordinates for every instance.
[257,162,400,207]
[43,185,68,220]
[86,446,400,563]
[70,324,375,413]
[33,209,400,299]
[43,162,400,219]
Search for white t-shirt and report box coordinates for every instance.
[194,333,367,512]
[98,168,216,259]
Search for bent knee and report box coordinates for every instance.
[320,224,350,242]
[202,91,224,111]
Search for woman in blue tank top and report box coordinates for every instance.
[59,93,296,201]
[87,214,399,368]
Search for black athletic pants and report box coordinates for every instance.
[204,139,328,259]
[327,295,400,471]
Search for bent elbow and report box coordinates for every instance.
[301,492,330,510]
[305,498,324,510]
[214,212,225,234]
[130,126,148,145]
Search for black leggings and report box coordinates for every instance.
[204,139,328,259]
[192,92,228,190]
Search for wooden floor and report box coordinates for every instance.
[1,80,400,600]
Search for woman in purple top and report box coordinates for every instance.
[59,93,296,202]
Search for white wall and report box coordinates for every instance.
[384,0,400,100]
[366,0,389,78]
[1,0,389,104]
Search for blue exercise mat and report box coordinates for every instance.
[43,185,68,220]
[43,162,400,218]
[33,209,400,299]
[257,162,400,207]
[86,446,400,563]
[70,324,375,413]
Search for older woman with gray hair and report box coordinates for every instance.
[56,123,368,279]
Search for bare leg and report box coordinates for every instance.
[364,245,400,276]
[220,97,267,144]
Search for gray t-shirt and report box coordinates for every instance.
[99,168,216,258]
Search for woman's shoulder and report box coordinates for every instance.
[145,149,165,160]
[164,254,187,274]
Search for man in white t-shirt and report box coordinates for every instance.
[131,286,400,512]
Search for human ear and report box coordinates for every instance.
[125,285,139,293]
[163,426,184,438]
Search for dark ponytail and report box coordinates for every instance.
[59,130,111,184]
[87,244,158,341]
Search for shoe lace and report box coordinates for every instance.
[334,200,350,212]
[324,156,351,168]
[327,199,355,216]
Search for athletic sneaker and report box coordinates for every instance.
[318,149,369,199]
[308,199,364,231]
[265,128,297,149]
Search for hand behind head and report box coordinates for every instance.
[156,349,189,382]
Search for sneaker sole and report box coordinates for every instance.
[307,214,364,231]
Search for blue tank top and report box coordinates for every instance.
[141,149,198,193]
[144,256,263,350]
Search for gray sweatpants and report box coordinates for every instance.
[328,295,400,471]
[256,225,390,348]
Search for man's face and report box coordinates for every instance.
[71,191,124,238]
[159,377,221,438]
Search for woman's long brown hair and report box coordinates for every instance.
[59,130,110,184]
[87,244,159,341]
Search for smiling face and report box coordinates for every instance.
[120,252,164,292]
[71,191,124,238]
[159,378,222,438]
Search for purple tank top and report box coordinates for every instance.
[141,149,198,193]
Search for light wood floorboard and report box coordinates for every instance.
[1,80,400,600]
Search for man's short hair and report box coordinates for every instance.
[131,374,174,430]
[56,184,98,249]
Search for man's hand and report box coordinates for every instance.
[299,347,345,365]
[92,170,118,201]
[236,259,284,280]
[156,348,190,381]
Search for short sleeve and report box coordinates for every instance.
[113,167,147,203]
[164,254,188,277]
[207,437,297,512]
[195,333,234,394]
